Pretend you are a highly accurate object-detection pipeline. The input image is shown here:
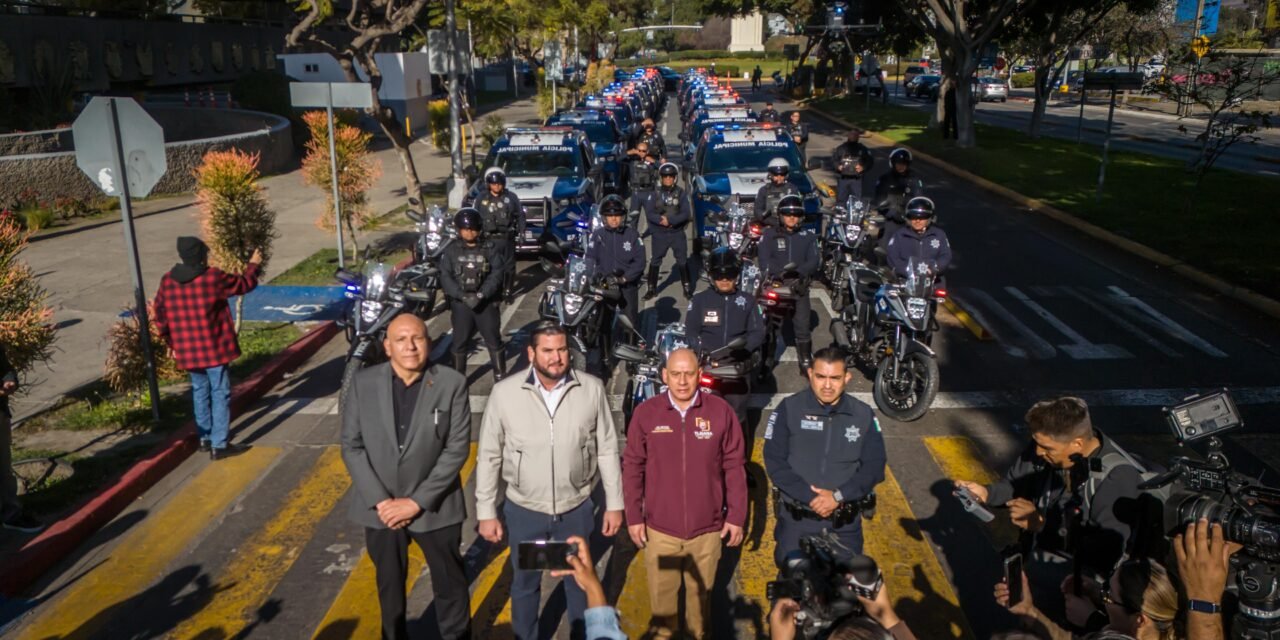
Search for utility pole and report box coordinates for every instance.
[445,0,466,207]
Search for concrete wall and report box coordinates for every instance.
[277,52,433,101]
[0,108,292,206]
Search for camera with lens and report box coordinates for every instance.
[766,530,884,639]
[1139,390,1280,638]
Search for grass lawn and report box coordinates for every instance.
[820,96,1280,299]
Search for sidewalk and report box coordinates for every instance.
[10,98,542,422]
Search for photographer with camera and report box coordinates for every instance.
[770,574,918,640]
[764,347,886,566]
[1176,518,1242,640]
[953,397,1144,624]
[551,535,627,640]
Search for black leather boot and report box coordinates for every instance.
[679,263,695,298]
[643,265,660,300]
[452,353,467,376]
[797,340,813,376]
[489,348,507,382]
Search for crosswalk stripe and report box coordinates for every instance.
[922,436,1020,549]
[13,447,282,640]
[310,443,479,639]
[863,468,976,640]
[170,447,351,638]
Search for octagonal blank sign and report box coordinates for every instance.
[72,97,167,199]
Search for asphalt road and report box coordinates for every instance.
[879,85,1280,176]
[5,88,1280,640]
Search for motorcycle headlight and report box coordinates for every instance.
[564,293,584,316]
[360,300,383,324]
[906,297,928,320]
[846,225,861,242]
[729,232,744,249]
[425,234,442,252]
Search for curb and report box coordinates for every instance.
[805,103,1280,323]
[0,320,341,598]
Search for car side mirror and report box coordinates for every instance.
[806,157,824,171]
[613,343,646,362]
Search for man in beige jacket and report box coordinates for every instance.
[475,321,624,640]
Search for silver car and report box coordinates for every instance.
[975,77,1009,102]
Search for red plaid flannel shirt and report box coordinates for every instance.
[153,264,261,370]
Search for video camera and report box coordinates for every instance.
[766,530,884,640]
[1140,389,1280,638]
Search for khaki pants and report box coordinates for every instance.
[644,527,722,640]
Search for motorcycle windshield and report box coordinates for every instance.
[362,262,393,301]
[654,324,689,362]
[564,256,590,295]
[738,262,762,296]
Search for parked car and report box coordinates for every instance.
[1012,64,1035,74]
[903,64,931,86]
[975,76,1009,102]
[906,74,942,100]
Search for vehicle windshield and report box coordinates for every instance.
[493,147,583,178]
[919,76,941,85]
[978,77,1004,85]
[701,142,803,174]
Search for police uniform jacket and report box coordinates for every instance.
[753,181,800,223]
[787,121,810,146]
[474,189,524,241]
[874,170,917,220]
[439,239,507,302]
[763,389,886,504]
[684,288,765,355]
[759,108,780,124]
[644,185,691,235]
[886,225,952,278]
[758,226,820,280]
[585,225,646,285]
[833,141,873,177]
[632,130,667,159]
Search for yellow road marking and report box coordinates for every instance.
[472,547,512,639]
[310,443,477,639]
[171,447,351,638]
[863,468,975,640]
[923,436,1019,549]
[941,298,993,341]
[14,447,281,640]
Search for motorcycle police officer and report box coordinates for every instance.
[644,163,694,300]
[440,209,508,381]
[758,102,781,124]
[685,247,765,429]
[630,118,667,160]
[626,142,659,221]
[786,111,810,161]
[764,346,886,565]
[753,158,800,227]
[474,167,524,298]
[832,129,874,205]
[585,195,646,327]
[874,148,921,242]
[758,195,819,375]
[886,196,952,279]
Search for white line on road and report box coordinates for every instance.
[1006,286,1131,359]
[1055,286,1181,358]
[1106,286,1227,358]
[965,288,1055,359]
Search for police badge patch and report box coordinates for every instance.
[930,238,940,249]
[735,295,747,308]
[623,241,632,251]
[845,425,861,442]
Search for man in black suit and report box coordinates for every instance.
[341,313,472,640]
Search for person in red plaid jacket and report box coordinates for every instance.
[153,237,262,460]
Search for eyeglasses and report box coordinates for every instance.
[1101,582,1139,613]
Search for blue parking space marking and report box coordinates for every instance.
[229,286,347,323]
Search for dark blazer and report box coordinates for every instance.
[341,362,471,532]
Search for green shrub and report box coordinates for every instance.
[104,302,182,394]
[19,207,55,231]
[1010,72,1036,89]
[480,114,505,148]
[0,213,56,377]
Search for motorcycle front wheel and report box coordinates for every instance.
[872,351,939,422]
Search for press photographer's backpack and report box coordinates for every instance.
[1085,442,1169,562]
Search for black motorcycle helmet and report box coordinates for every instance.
[777,194,805,220]
[484,167,507,186]
[889,148,912,167]
[454,208,483,230]
[707,247,743,281]
[904,196,935,220]
[658,162,680,179]
[599,194,627,217]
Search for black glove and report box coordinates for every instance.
[615,274,629,287]
[463,293,482,309]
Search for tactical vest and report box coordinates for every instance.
[659,187,681,218]
[633,162,657,190]
[455,244,490,293]
[476,193,515,236]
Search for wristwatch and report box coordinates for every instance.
[1187,599,1221,614]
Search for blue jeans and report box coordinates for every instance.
[504,497,596,640]
[190,365,231,449]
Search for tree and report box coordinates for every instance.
[0,212,56,387]
[286,0,433,200]
[300,110,382,264]
[1156,46,1279,194]
[193,149,279,332]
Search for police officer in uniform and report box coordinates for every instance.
[874,148,922,243]
[758,195,819,375]
[764,346,886,566]
[630,118,667,160]
[585,195,646,328]
[759,102,781,124]
[753,158,800,227]
[440,209,508,381]
[684,247,765,429]
[643,163,694,300]
[626,142,659,223]
[786,111,810,161]
[886,196,952,280]
[832,129,874,206]
[474,167,524,298]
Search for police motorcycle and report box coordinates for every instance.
[702,198,763,261]
[335,256,438,412]
[404,198,457,319]
[757,261,801,379]
[612,315,690,425]
[831,258,944,422]
[819,196,882,308]
[538,253,623,375]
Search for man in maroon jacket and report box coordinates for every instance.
[623,348,747,640]
[153,236,262,460]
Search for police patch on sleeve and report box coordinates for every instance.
[764,411,777,440]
